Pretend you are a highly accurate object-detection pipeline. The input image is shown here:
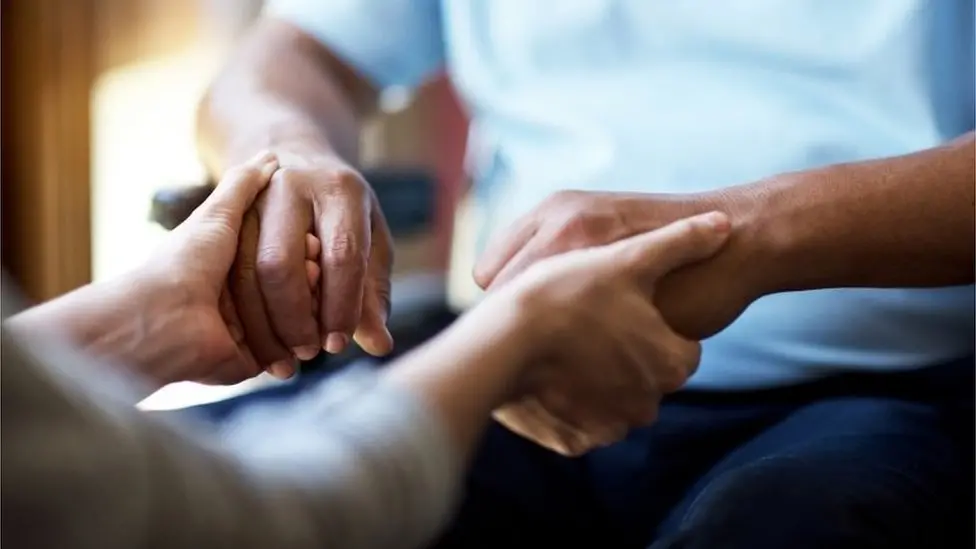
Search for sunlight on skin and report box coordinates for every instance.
[93,48,287,411]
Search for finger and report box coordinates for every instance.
[218,288,245,345]
[487,236,555,290]
[255,176,320,358]
[315,188,370,354]
[472,214,539,289]
[268,359,298,380]
[535,385,626,449]
[353,206,394,356]
[306,259,321,287]
[288,259,323,362]
[230,209,292,368]
[642,336,703,394]
[291,234,324,361]
[201,345,262,386]
[493,399,588,456]
[208,290,263,385]
[191,151,278,229]
[306,233,322,261]
[614,211,731,278]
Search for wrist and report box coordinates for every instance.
[85,270,196,387]
[648,184,787,301]
[220,109,343,171]
[450,288,544,399]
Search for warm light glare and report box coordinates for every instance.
[92,49,283,410]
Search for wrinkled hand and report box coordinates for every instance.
[474,190,761,340]
[230,150,395,378]
[490,212,732,456]
[138,152,301,384]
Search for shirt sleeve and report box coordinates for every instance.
[264,0,446,90]
[0,328,462,549]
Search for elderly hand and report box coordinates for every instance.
[485,212,732,456]
[228,148,394,379]
[134,152,318,384]
[474,189,764,340]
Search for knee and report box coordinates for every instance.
[652,457,944,549]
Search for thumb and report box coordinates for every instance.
[614,211,732,278]
[190,151,278,230]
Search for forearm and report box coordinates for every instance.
[5,276,193,391]
[3,295,533,549]
[197,19,372,174]
[727,132,975,293]
[382,297,531,463]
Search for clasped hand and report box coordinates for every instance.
[132,154,739,457]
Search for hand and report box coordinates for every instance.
[137,152,304,384]
[485,212,733,456]
[230,149,395,378]
[474,189,763,339]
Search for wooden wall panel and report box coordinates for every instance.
[2,0,95,301]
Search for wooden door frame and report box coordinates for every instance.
[2,0,95,302]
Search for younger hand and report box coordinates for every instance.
[489,212,732,455]
[137,152,284,384]
[474,189,761,339]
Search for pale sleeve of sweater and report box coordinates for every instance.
[0,322,462,549]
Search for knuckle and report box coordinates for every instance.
[553,214,589,241]
[321,169,366,196]
[683,218,712,242]
[272,165,303,182]
[323,234,366,269]
[269,167,296,189]
[229,164,263,183]
[544,189,581,208]
[658,344,700,393]
[255,246,296,286]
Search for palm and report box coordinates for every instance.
[178,301,255,385]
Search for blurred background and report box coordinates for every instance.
[1,0,469,407]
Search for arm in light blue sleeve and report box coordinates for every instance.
[265,0,446,89]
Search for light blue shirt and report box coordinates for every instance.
[268,0,975,389]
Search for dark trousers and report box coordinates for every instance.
[183,312,974,549]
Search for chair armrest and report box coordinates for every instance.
[149,168,435,236]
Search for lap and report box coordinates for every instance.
[652,396,972,549]
[176,356,973,549]
[433,360,974,549]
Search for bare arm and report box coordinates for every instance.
[733,132,976,294]
[197,18,376,173]
[4,278,185,395]
[1,294,527,549]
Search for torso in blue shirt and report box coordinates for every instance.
[271,0,975,389]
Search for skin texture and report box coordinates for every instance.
[9,153,285,392]
[6,154,733,458]
[196,17,973,452]
[197,20,387,377]
[475,132,976,341]
[473,132,974,450]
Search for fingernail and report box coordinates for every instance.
[293,345,319,361]
[324,332,348,354]
[269,360,295,379]
[701,211,731,234]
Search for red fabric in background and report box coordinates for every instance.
[427,77,469,270]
